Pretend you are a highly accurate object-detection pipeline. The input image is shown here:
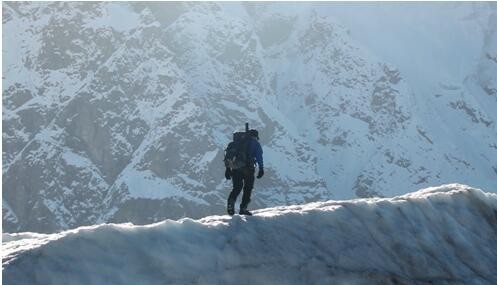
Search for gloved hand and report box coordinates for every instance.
[225,168,232,180]
[257,168,264,179]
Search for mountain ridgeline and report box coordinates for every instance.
[3,2,497,233]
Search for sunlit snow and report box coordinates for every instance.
[3,184,497,285]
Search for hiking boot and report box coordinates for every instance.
[239,208,252,216]
[227,200,235,216]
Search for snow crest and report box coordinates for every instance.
[3,184,497,285]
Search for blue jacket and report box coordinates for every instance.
[247,138,263,168]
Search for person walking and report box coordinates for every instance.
[224,129,264,216]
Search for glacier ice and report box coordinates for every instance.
[3,184,497,285]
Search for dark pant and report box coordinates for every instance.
[228,168,255,209]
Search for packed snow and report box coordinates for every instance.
[3,184,497,285]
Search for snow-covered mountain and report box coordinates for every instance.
[3,2,497,233]
[3,184,497,285]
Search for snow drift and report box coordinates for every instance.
[3,184,497,285]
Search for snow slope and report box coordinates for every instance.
[3,184,497,285]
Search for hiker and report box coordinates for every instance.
[224,129,264,216]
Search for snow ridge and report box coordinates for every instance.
[3,184,497,285]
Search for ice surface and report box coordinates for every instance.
[3,184,497,285]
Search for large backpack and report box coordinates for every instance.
[224,131,250,170]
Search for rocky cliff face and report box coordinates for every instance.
[3,2,496,233]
